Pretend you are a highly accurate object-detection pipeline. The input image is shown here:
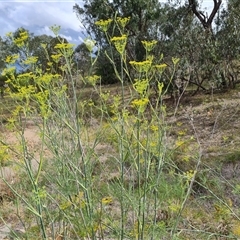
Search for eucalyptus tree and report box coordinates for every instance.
[0,36,10,71]
[162,0,225,92]
[216,0,240,59]
[73,0,163,46]
[214,0,240,88]
[74,0,230,92]
[188,0,222,33]
[73,0,166,83]
[74,43,93,77]
[29,34,53,73]
[2,28,54,73]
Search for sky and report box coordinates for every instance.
[0,0,227,47]
[0,0,85,46]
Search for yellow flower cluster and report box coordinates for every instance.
[0,145,10,166]
[95,19,113,32]
[51,53,62,63]
[155,63,167,74]
[183,170,196,182]
[169,201,181,213]
[129,60,152,73]
[116,16,130,29]
[54,43,74,57]
[34,90,50,118]
[232,222,240,237]
[86,75,101,86]
[132,98,149,113]
[9,85,35,107]
[172,57,180,65]
[110,34,127,55]
[101,196,113,205]
[60,192,86,210]
[2,67,15,80]
[100,91,110,101]
[177,130,187,136]
[110,95,121,115]
[35,73,59,87]
[54,43,75,50]
[150,124,158,132]
[158,82,164,95]
[132,98,149,107]
[5,54,19,64]
[17,72,34,86]
[141,40,158,52]
[13,30,29,47]
[24,56,38,65]
[175,139,185,147]
[133,79,149,96]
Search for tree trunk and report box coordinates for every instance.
[188,0,222,33]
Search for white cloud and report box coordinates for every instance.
[34,25,55,36]
[59,34,73,42]
[78,36,84,42]
[0,1,83,40]
[0,0,228,44]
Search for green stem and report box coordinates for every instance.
[20,115,46,239]
[120,56,125,240]
[35,117,46,184]
[135,115,142,240]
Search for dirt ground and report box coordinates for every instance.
[0,115,55,239]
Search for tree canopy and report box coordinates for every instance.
[1,0,239,92]
[73,0,240,91]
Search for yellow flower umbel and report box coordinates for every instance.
[155,63,167,74]
[172,57,180,66]
[95,19,113,32]
[0,145,10,166]
[33,90,51,118]
[183,170,196,183]
[13,30,29,47]
[141,40,158,52]
[54,43,75,50]
[116,16,130,29]
[110,95,121,115]
[129,60,152,73]
[54,43,74,57]
[150,124,158,132]
[24,56,38,65]
[158,82,164,95]
[100,91,110,102]
[101,196,113,205]
[232,222,240,237]
[133,79,149,97]
[16,72,34,86]
[5,54,19,64]
[86,75,101,86]
[110,34,127,55]
[132,98,149,113]
[60,192,85,210]
[51,53,62,63]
